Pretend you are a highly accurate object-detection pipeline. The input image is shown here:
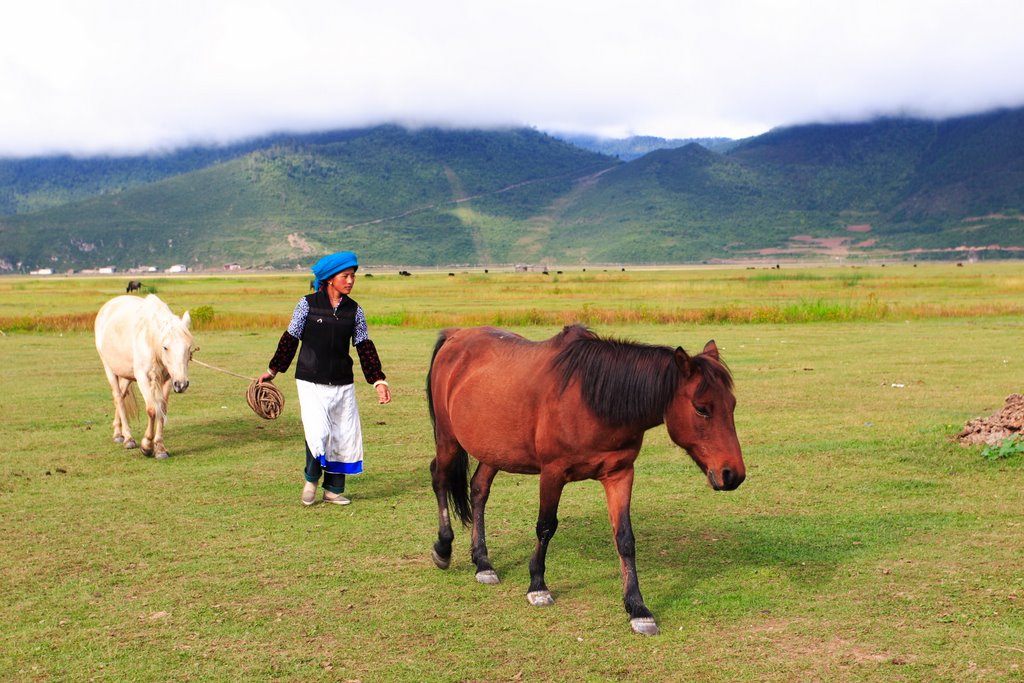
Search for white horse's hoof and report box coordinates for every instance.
[124,439,138,450]
[113,436,124,444]
[475,570,500,584]
[527,590,554,606]
[155,451,169,460]
[630,617,660,636]
[431,548,451,569]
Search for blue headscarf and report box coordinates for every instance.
[311,251,358,290]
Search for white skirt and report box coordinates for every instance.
[296,379,364,475]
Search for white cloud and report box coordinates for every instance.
[2,0,1024,156]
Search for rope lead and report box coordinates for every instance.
[191,357,284,420]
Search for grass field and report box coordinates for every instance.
[2,263,1023,681]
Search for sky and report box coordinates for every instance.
[3,0,1024,157]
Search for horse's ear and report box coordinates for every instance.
[182,311,191,329]
[674,346,692,375]
[702,339,719,360]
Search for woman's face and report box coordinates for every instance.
[329,268,357,295]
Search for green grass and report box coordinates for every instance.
[2,265,1023,681]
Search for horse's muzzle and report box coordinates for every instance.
[173,380,190,393]
[708,467,744,491]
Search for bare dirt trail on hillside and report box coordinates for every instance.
[340,164,619,231]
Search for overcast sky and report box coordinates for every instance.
[3,0,1024,157]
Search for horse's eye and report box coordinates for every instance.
[695,404,711,418]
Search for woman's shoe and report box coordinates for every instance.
[323,492,350,505]
[301,481,317,506]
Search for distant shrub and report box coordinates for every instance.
[190,305,215,326]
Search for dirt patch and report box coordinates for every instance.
[955,394,1024,446]
[755,235,853,257]
[845,224,872,233]
[962,213,1024,222]
[287,233,316,255]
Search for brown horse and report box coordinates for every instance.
[426,324,745,635]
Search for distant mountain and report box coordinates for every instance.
[1,108,1023,271]
[553,133,738,160]
[0,128,386,216]
[0,126,617,270]
[548,109,1024,262]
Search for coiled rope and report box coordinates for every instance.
[246,379,284,420]
[191,357,284,420]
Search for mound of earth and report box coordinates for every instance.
[955,394,1024,446]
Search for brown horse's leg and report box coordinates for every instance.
[430,458,455,569]
[470,463,500,584]
[601,467,658,635]
[527,471,565,606]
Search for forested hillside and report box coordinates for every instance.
[1,107,1022,272]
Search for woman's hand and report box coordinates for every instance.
[259,369,276,383]
[375,381,392,405]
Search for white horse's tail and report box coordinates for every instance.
[121,383,139,422]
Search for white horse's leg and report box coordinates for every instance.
[116,378,138,449]
[103,365,136,449]
[142,405,157,456]
[151,379,172,459]
[137,373,157,456]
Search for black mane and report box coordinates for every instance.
[551,325,732,425]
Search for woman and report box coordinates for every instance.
[260,251,391,505]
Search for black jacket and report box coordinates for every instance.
[294,291,358,386]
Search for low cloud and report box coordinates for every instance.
[3,0,1024,156]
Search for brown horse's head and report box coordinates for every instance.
[665,340,745,491]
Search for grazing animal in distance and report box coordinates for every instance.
[126,280,143,293]
[426,324,745,635]
[94,294,193,459]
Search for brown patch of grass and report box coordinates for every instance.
[7,300,1024,333]
[0,312,96,332]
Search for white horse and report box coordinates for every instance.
[95,294,193,459]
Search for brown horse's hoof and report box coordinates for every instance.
[630,617,659,636]
[431,548,451,569]
[155,451,169,460]
[114,436,124,444]
[124,439,138,450]
[527,590,554,606]
[475,570,500,584]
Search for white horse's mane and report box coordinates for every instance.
[139,294,191,345]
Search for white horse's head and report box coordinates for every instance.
[161,311,193,393]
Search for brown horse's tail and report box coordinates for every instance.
[437,445,471,528]
[426,330,472,527]
[425,331,447,431]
